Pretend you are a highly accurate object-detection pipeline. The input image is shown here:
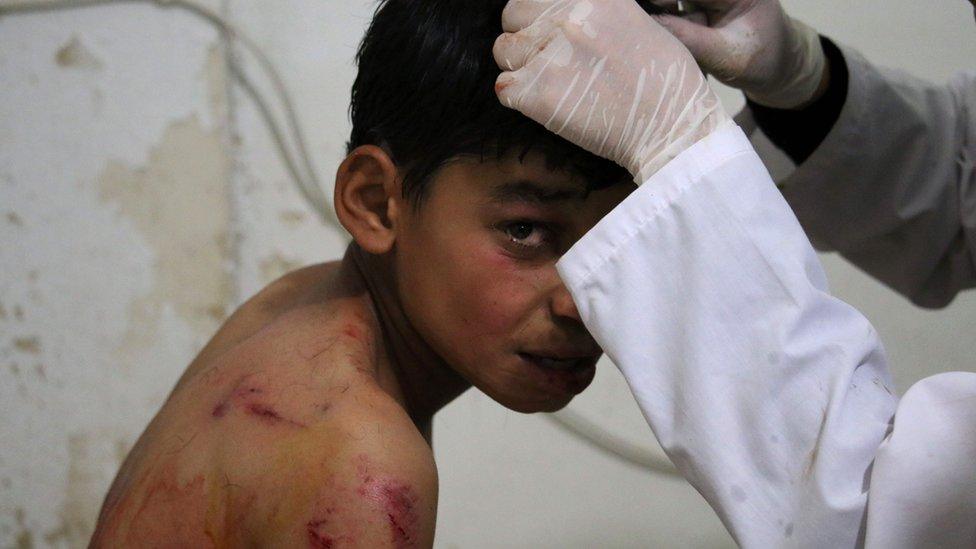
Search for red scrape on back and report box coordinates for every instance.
[341,325,361,340]
[244,403,307,428]
[212,401,228,418]
[210,375,306,428]
[306,519,336,548]
[306,507,348,549]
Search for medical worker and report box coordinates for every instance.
[655,0,976,308]
[493,0,975,547]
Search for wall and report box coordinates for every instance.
[0,1,973,547]
[1,3,232,546]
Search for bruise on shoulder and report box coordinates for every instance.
[191,322,376,434]
[206,369,350,432]
[295,453,428,549]
[210,373,309,428]
[93,458,257,548]
[354,453,423,548]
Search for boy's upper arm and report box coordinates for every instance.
[247,392,438,548]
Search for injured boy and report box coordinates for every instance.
[90,0,635,546]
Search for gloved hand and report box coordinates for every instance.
[494,0,730,184]
[650,0,828,109]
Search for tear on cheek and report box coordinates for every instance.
[488,247,520,269]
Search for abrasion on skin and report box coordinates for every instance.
[355,454,421,548]
[306,509,343,548]
[210,375,309,428]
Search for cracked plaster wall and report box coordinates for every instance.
[0,4,234,547]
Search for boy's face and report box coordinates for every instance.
[392,151,635,413]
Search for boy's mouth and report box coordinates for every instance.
[518,352,599,372]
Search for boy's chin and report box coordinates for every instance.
[491,393,576,415]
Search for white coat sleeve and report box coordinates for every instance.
[557,122,976,548]
[777,46,976,308]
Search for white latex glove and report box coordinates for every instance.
[651,0,827,109]
[494,0,730,184]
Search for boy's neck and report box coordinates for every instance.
[338,244,471,439]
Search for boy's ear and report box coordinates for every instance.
[334,145,402,254]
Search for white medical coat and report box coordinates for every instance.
[556,47,976,548]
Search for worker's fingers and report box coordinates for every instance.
[494,38,560,114]
[651,0,736,9]
[501,0,573,32]
[680,9,709,27]
[493,20,557,72]
[494,33,540,73]
[652,14,728,72]
[495,68,527,111]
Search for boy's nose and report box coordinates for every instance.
[551,282,582,323]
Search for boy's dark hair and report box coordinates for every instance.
[347,0,630,206]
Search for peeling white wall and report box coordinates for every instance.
[1,1,975,548]
[0,3,231,546]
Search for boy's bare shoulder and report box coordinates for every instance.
[192,285,438,547]
[95,265,437,548]
[176,263,342,385]
[221,370,437,548]
[271,395,436,547]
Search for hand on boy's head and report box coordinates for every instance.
[494,0,731,183]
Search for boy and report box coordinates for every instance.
[91,0,635,546]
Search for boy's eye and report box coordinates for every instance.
[508,222,535,241]
[499,221,552,252]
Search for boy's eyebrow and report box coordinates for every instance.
[489,180,584,204]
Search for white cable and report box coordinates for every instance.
[0,0,340,230]
[548,409,678,475]
[0,0,681,478]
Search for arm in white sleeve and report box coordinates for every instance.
[776,46,976,308]
[557,122,976,548]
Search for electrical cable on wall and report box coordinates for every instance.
[0,0,338,231]
[0,0,680,478]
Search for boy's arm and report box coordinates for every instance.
[92,376,437,548]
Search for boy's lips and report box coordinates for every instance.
[518,352,599,372]
[517,352,599,395]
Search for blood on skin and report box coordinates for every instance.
[212,401,228,418]
[306,508,351,549]
[306,519,336,549]
[210,376,307,428]
[379,483,417,548]
[244,403,307,428]
[355,455,420,548]
[341,325,361,340]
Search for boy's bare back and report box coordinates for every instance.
[91,262,437,548]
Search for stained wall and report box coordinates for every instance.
[1,1,974,548]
